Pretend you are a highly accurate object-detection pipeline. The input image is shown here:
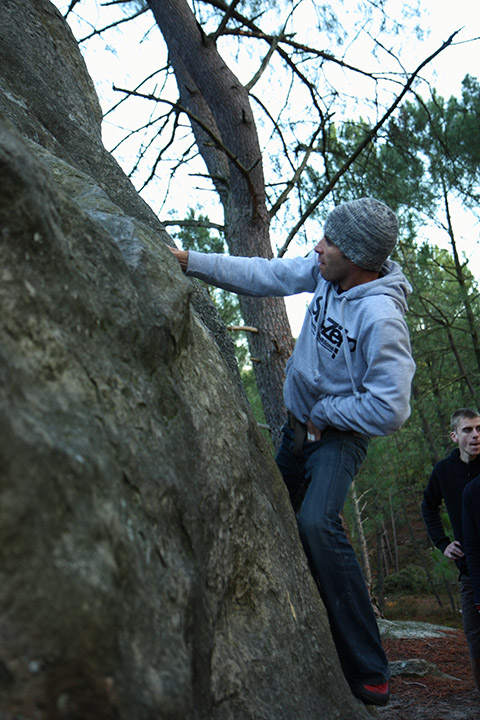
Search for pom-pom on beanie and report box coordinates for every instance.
[323,198,398,271]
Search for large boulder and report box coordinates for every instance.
[0,1,371,717]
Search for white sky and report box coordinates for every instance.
[52,0,480,335]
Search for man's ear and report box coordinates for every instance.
[450,431,458,444]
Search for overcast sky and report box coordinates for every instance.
[52,0,480,334]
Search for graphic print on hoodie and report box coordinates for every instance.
[311,288,357,360]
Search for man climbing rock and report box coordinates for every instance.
[170,197,416,705]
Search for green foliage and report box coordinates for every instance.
[241,367,267,424]
[429,548,458,586]
[384,565,429,595]
[383,553,458,596]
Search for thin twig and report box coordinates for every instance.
[161,219,225,232]
[79,7,148,42]
[226,325,259,333]
[277,30,461,256]
[212,0,241,41]
[112,85,259,196]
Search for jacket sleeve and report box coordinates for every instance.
[309,315,415,436]
[462,481,480,605]
[421,469,451,553]
[186,251,319,297]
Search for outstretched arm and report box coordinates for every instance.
[169,249,320,297]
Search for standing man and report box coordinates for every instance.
[422,408,480,693]
[170,197,415,706]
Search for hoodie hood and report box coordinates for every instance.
[331,259,412,313]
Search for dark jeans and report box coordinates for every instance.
[460,575,480,658]
[276,423,389,686]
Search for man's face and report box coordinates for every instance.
[314,235,357,290]
[451,416,480,462]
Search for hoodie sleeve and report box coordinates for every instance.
[462,480,480,605]
[309,314,415,436]
[186,250,319,297]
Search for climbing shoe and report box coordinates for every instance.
[351,680,390,706]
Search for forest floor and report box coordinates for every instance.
[374,594,480,720]
[378,630,479,719]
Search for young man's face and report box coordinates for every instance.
[314,236,358,290]
[451,416,480,462]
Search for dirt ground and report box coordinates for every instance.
[376,629,480,719]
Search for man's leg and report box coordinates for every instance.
[460,575,480,694]
[296,429,389,697]
[471,658,480,695]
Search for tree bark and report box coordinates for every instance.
[350,480,372,587]
[148,0,294,446]
[412,382,442,464]
[443,184,480,392]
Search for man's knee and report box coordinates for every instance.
[297,510,341,547]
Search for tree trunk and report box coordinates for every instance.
[412,382,442,464]
[375,523,385,613]
[443,183,480,384]
[350,481,372,587]
[389,490,399,573]
[445,324,478,401]
[148,0,295,446]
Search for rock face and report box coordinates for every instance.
[0,1,371,718]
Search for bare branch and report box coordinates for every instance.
[212,0,241,41]
[249,93,293,174]
[245,33,284,92]
[222,27,380,81]
[134,110,180,187]
[161,219,225,232]
[269,124,325,219]
[64,0,81,18]
[103,66,166,118]
[112,84,259,197]
[277,30,461,257]
[79,7,148,42]
[200,0,374,124]
[202,0,382,82]
[226,325,259,333]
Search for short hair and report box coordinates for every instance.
[451,408,480,433]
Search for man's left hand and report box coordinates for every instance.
[306,419,322,442]
[168,246,189,272]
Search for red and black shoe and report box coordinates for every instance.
[351,680,390,706]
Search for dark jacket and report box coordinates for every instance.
[421,448,480,575]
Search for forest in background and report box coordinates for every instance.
[56,0,480,624]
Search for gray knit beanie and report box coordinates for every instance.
[323,198,398,271]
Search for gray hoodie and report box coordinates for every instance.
[186,250,415,437]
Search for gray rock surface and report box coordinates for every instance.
[389,658,462,680]
[0,1,372,718]
[379,619,459,640]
